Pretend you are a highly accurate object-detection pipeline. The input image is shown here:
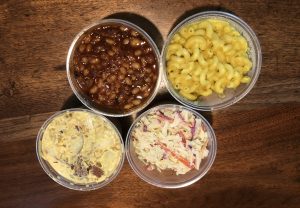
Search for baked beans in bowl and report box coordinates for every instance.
[67,19,161,117]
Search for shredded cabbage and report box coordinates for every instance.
[132,107,209,175]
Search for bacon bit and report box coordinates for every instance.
[157,110,174,122]
[73,156,88,177]
[75,125,80,131]
[91,165,104,178]
[143,124,148,132]
[156,141,194,169]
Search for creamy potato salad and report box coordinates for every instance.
[40,110,122,184]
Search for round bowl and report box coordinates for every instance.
[125,104,217,188]
[66,19,161,117]
[36,108,125,191]
[161,11,262,111]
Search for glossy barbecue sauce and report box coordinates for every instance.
[72,23,158,112]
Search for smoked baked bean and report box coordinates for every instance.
[72,23,158,112]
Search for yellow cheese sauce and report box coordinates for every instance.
[40,111,122,184]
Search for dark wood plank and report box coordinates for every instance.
[0,106,299,208]
[0,0,299,207]
[0,0,300,119]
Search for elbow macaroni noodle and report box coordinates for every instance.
[166,19,252,100]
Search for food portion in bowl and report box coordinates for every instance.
[40,110,122,184]
[72,22,158,112]
[166,18,252,100]
[131,107,209,175]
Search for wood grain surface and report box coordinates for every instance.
[0,0,299,208]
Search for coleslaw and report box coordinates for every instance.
[131,107,209,175]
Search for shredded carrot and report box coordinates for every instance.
[156,141,194,169]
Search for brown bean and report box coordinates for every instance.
[99,96,105,102]
[108,50,115,56]
[105,38,115,45]
[110,75,116,81]
[132,87,140,95]
[97,79,104,88]
[145,77,152,83]
[132,62,140,69]
[131,30,139,37]
[83,69,89,76]
[120,26,128,31]
[115,82,121,89]
[79,64,85,71]
[94,46,105,53]
[132,99,141,106]
[123,38,129,45]
[79,44,86,53]
[125,77,132,85]
[90,57,100,64]
[108,75,116,82]
[124,103,133,110]
[134,50,142,56]
[131,75,137,80]
[109,93,116,100]
[143,91,150,97]
[122,63,129,69]
[130,38,142,47]
[120,67,126,74]
[83,35,91,44]
[112,46,119,53]
[89,85,98,94]
[145,68,152,74]
[81,57,88,64]
[118,74,125,80]
[86,44,92,52]
[141,85,149,92]
[128,69,134,74]
[85,79,94,88]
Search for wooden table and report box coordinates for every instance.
[0,0,299,207]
